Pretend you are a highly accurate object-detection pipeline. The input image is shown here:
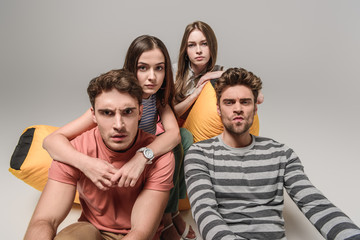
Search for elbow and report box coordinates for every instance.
[174,128,181,145]
[42,134,52,151]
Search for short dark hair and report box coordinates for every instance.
[215,68,262,104]
[87,69,143,108]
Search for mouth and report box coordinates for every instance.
[233,116,244,122]
[111,134,127,142]
[145,84,156,89]
[195,57,204,61]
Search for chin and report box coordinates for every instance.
[108,142,129,152]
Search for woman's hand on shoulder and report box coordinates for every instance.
[196,70,224,88]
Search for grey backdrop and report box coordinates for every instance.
[1,1,359,239]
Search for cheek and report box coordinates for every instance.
[158,73,165,84]
[187,48,194,57]
[204,47,210,57]
[136,72,146,86]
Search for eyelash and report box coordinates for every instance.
[137,65,164,71]
[188,42,208,48]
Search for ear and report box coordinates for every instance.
[90,107,97,124]
[254,104,258,115]
[138,104,143,120]
[217,104,221,117]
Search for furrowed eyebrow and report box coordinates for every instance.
[98,107,137,112]
[98,108,113,112]
[122,107,137,111]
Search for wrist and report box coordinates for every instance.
[135,151,148,163]
[76,154,93,171]
[137,147,154,164]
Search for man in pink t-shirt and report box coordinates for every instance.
[24,69,175,240]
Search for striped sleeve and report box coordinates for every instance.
[284,148,360,240]
[185,142,241,240]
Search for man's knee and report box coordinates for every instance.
[55,221,102,240]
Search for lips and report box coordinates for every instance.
[233,116,244,122]
[145,84,156,89]
[195,57,204,61]
[111,134,127,142]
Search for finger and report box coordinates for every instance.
[129,178,138,187]
[95,181,109,191]
[110,171,122,183]
[117,175,126,188]
[124,177,132,188]
[101,178,113,188]
[102,171,116,182]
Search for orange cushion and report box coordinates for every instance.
[9,125,80,204]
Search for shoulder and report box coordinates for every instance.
[253,135,295,157]
[188,136,220,154]
[136,129,156,147]
[253,135,287,148]
[70,127,98,152]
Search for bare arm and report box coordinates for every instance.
[43,109,117,190]
[123,189,169,240]
[113,104,180,187]
[24,179,76,240]
[174,71,224,117]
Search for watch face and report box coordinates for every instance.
[144,148,154,159]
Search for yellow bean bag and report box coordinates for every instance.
[183,81,260,143]
[9,125,80,204]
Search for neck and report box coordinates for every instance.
[191,63,206,76]
[221,130,252,148]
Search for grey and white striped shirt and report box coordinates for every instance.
[185,135,360,240]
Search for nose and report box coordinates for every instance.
[233,102,243,114]
[196,44,202,54]
[148,68,156,82]
[114,113,124,131]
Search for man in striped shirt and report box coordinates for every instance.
[184,68,360,240]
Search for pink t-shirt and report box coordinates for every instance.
[48,127,174,237]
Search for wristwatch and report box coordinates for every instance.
[137,147,154,164]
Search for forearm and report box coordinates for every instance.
[147,128,180,157]
[185,149,239,240]
[24,220,56,240]
[43,133,91,171]
[285,153,360,239]
[127,190,168,240]
[174,93,197,117]
[152,104,181,156]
